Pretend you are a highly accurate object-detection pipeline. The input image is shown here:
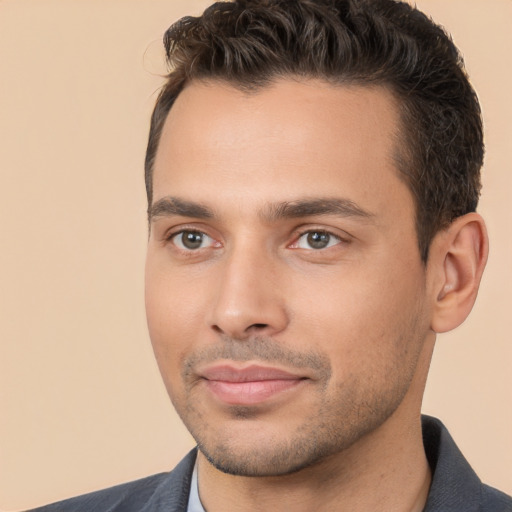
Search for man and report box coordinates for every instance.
[28,0,512,510]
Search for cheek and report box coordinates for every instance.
[290,259,426,367]
[145,259,205,380]
[146,250,206,328]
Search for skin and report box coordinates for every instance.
[145,79,488,511]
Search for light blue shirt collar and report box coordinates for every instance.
[187,458,206,512]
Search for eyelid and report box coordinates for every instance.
[162,223,214,241]
[163,225,222,251]
[174,231,212,250]
[160,224,351,251]
[165,227,201,242]
[288,227,351,250]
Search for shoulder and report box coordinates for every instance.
[481,484,512,512]
[422,415,512,511]
[26,449,197,512]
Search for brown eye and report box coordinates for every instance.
[307,232,330,249]
[172,230,212,250]
[296,231,340,250]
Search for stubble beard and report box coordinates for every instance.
[169,335,420,478]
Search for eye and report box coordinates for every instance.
[294,231,341,250]
[171,230,215,250]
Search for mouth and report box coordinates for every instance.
[199,364,308,405]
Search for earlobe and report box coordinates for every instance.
[430,213,488,334]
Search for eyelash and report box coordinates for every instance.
[291,229,345,250]
[165,227,348,253]
[166,229,219,251]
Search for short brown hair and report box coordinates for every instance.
[145,0,483,261]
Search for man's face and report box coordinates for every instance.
[145,79,434,476]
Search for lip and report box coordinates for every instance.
[199,364,306,405]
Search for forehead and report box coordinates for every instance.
[152,79,412,218]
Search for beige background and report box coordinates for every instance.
[0,1,510,510]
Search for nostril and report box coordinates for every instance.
[250,323,269,330]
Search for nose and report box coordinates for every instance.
[207,244,289,340]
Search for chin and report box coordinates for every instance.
[193,414,370,478]
[198,438,334,477]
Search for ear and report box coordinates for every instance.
[429,213,489,334]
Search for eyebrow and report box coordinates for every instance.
[262,198,374,222]
[149,197,214,221]
[149,196,373,222]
